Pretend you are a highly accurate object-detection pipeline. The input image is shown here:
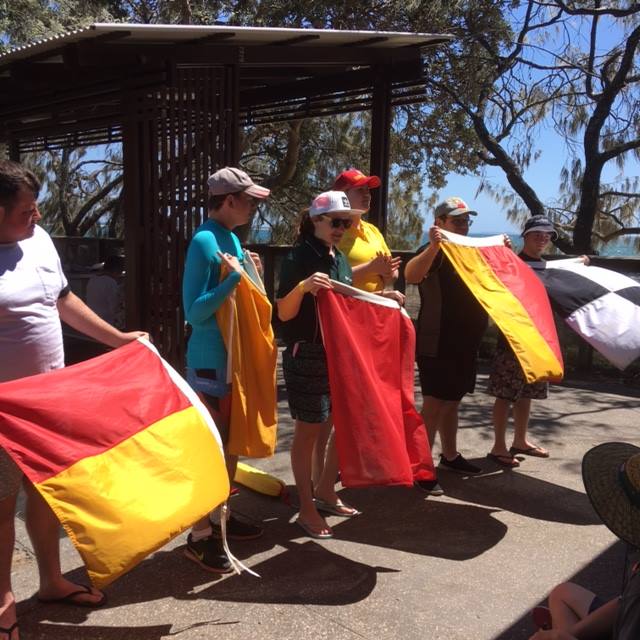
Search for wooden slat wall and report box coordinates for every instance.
[123,65,233,369]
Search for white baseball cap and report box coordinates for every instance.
[309,191,364,217]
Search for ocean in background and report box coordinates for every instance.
[423,232,639,258]
[252,227,638,257]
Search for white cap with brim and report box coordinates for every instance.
[207,167,270,199]
[309,191,365,217]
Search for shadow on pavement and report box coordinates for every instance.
[329,486,507,560]
[437,466,601,525]
[491,540,629,640]
[204,539,398,605]
[18,621,232,640]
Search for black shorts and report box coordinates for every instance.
[282,342,331,423]
[417,354,478,402]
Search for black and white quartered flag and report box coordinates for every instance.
[528,258,640,370]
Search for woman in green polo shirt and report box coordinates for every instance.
[277,191,362,539]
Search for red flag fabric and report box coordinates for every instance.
[317,283,435,487]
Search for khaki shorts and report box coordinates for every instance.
[0,447,22,501]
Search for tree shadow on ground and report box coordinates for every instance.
[434,465,600,525]
[492,540,631,640]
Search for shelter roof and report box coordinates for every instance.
[0,23,453,152]
[0,23,452,66]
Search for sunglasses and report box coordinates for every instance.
[321,216,353,229]
[446,216,473,227]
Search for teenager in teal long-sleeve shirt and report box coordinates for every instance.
[183,217,243,373]
[181,167,270,574]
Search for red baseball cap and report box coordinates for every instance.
[332,168,381,191]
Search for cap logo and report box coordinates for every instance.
[315,194,331,208]
[341,196,350,208]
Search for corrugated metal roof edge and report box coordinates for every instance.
[0,22,454,65]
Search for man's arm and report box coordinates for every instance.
[57,292,147,348]
[404,226,443,284]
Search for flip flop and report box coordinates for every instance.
[0,621,18,640]
[487,452,520,468]
[37,584,107,608]
[296,519,334,539]
[510,446,550,458]
[531,606,552,630]
[313,498,361,517]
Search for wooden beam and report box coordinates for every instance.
[343,37,389,47]
[274,34,321,46]
[184,32,237,45]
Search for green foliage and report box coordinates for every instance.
[14,0,639,253]
[23,146,124,237]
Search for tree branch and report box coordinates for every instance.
[549,1,640,17]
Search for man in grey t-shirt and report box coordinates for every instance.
[0,160,147,638]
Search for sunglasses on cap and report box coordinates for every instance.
[321,215,353,229]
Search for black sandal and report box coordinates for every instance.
[0,621,18,639]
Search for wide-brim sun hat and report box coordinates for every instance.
[582,442,640,549]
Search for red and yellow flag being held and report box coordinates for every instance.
[439,230,563,383]
[0,339,229,588]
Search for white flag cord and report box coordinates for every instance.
[219,503,260,577]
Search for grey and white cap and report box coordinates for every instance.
[207,167,270,199]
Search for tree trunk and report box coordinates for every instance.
[472,114,547,217]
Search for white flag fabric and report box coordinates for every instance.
[529,258,640,370]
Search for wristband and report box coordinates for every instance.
[297,281,306,294]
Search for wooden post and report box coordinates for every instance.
[368,65,392,233]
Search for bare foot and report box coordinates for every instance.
[0,598,18,639]
[297,506,332,537]
[37,578,105,607]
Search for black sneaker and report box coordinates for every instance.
[438,453,481,475]
[184,534,233,573]
[414,479,445,496]
[211,515,264,540]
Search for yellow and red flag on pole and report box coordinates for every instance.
[439,230,563,383]
[0,339,229,588]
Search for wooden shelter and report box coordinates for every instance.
[0,23,451,367]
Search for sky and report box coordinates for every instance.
[418,9,640,239]
[430,127,640,237]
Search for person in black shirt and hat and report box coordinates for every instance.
[277,191,361,539]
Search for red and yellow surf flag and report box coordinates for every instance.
[0,339,229,588]
[218,257,277,458]
[439,230,563,382]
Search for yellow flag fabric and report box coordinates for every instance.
[439,231,563,383]
[0,340,229,588]
[218,267,278,457]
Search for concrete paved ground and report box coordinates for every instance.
[11,365,640,639]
